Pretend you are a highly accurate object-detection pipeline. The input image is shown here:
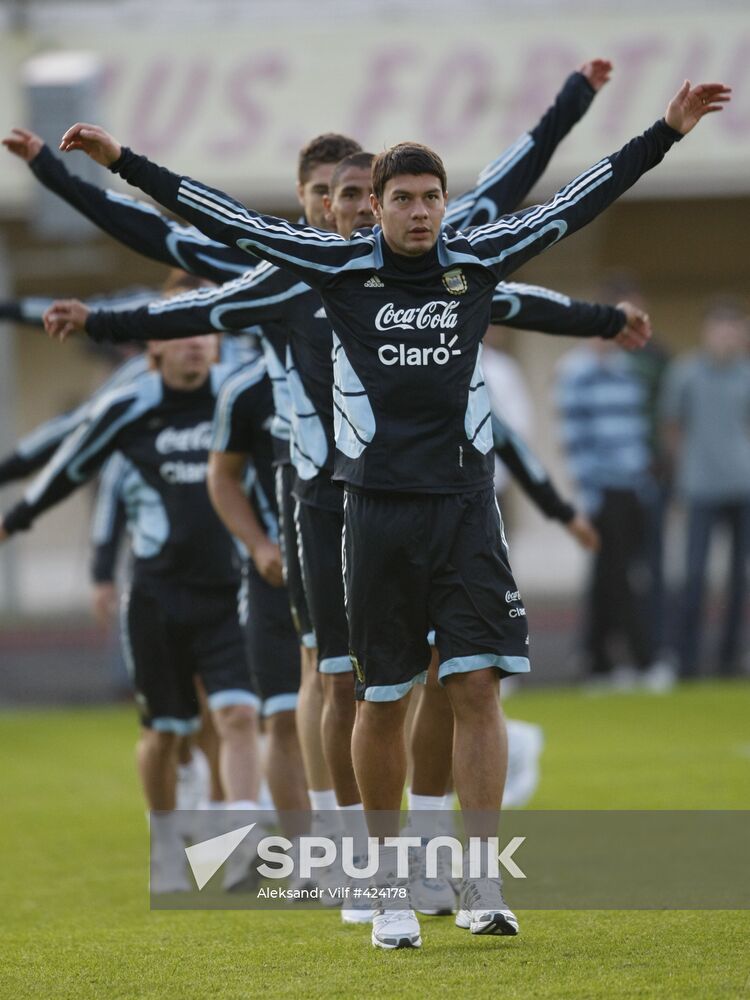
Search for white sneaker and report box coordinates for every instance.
[151,857,192,894]
[504,720,544,809]
[341,905,377,924]
[408,837,457,915]
[340,874,377,924]
[455,877,519,936]
[372,909,422,949]
[175,748,210,811]
[641,660,677,694]
[583,665,638,695]
[340,850,377,923]
[610,664,639,692]
[304,831,344,908]
[150,815,191,894]
[223,823,266,891]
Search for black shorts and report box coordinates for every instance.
[275,463,316,648]
[342,488,530,701]
[241,559,301,716]
[295,497,351,675]
[121,578,259,733]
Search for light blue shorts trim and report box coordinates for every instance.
[150,716,201,735]
[319,655,353,675]
[438,653,530,684]
[363,670,428,702]
[206,689,262,711]
[262,692,299,717]
[301,631,317,649]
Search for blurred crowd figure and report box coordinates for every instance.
[556,275,671,691]
[557,276,750,688]
[661,299,750,679]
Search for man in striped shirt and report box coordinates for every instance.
[556,337,658,687]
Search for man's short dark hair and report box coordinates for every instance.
[298,133,362,184]
[330,151,375,196]
[371,143,447,202]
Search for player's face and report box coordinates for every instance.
[324,165,375,239]
[149,334,219,387]
[296,163,337,230]
[371,174,446,256]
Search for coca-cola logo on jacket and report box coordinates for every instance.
[375,300,459,332]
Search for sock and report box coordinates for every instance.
[225,799,259,811]
[150,809,184,860]
[257,776,275,811]
[407,791,446,811]
[407,791,454,837]
[309,788,338,811]
[338,802,368,859]
[309,789,341,836]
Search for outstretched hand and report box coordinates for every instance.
[579,59,613,92]
[2,127,44,163]
[58,123,122,167]
[566,513,600,551]
[613,301,652,352]
[43,300,91,342]
[665,81,731,135]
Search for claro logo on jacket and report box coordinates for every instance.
[376,301,461,367]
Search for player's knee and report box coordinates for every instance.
[299,659,322,690]
[300,646,319,676]
[356,698,407,734]
[213,703,258,740]
[141,728,179,757]
[324,671,355,710]
[444,667,500,717]
[266,709,297,740]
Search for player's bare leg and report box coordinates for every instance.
[406,652,458,915]
[296,645,332,792]
[139,729,193,893]
[210,704,261,804]
[445,668,506,822]
[264,709,310,819]
[137,728,179,810]
[446,669,518,937]
[321,672,359,805]
[409,650,453,798]
[351,697,411,818]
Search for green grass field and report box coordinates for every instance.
[2,682,749,999]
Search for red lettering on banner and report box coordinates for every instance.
[501,43,581,142]
[100,62,121,101]
[211,53,288,157]
[598,39,665,137]
[347,47,414,142]
[720,36,750,137]
[128,59,211,155]
[420,49,493,147]
[679,36,711,84]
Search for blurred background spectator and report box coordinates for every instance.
[555,333,673,691]
[660,299,750,679]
